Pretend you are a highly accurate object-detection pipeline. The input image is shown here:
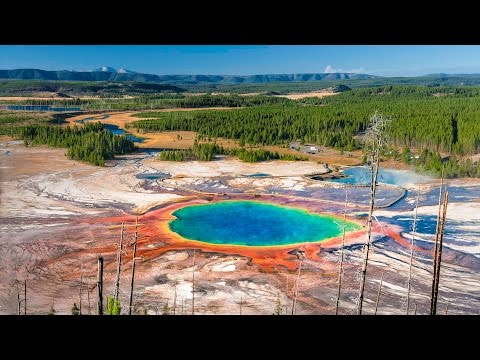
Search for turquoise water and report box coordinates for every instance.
[244,173,271,178]
[102,124,145,143]
[169,201,360,246]
[136,172,171,180]
[74,118,144,143]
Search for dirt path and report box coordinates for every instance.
[275,91,339,100]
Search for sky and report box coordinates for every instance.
[1,45,480,77]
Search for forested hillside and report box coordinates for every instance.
[131,86,480,155]
[320,86,480,154]
[0,80,184,96]
[132,105,361,150]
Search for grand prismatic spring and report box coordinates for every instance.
[169,201,361,247]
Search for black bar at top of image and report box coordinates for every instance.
[1,5,479,45]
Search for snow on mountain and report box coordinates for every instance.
[117,68,137,74]
[95,66,117,73]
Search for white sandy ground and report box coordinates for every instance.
[134,242,480,315]
[374,197,480,258]
[1,175,183,218]
[228,176,308,190]
[1,149,186,219]
[164,176,322,193]
[0,139,330,225]
[415,202,480,222]
[141,255,286,315]
[145,158,328,178]
[375,201,480,223]
[275,91,339,100]
[329,239,480,314]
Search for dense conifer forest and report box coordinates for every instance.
[15,123,136,166]
[132,86,480,155]
[159,142,307,162]
[0,94,292,110]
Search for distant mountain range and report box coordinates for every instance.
[5,68,480,89]
[0,68,377,84]
[424,73,480,77]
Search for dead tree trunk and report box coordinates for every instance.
[285,274,289,315]
[87,283,91,315]
[173,280,177,315]
[430,169,444,311]
[335,187,348,315]
[79,265,83,316]
[291,261,302,315]
[406,196,419,315]
[114,223,124,302]
[24,280,27,315]
[192,248,196,315]
[357,144,380,315]
[357,112,390,315]
[374,272,384,315]
[129,216,139,315]
[431,190,448,315]
[16,280,20,315]
[79,288,82,316]
[97,257,104,315]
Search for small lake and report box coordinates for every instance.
[75,119,145,143]
[103,124,145,143]
[4,105,82,112]
[244,173,271,178]
[74,119,144,143]
[75,115,110,124]
[136,172,171,180]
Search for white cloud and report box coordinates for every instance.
[324,65,366,74]
[324,65,338,73]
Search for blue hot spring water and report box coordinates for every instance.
[169,200,360,246]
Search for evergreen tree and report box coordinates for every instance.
[106,295,121,315]
[273,297,282,315]
[162,302,170,315]
[48,304,56,315]
[71,303,80,315]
